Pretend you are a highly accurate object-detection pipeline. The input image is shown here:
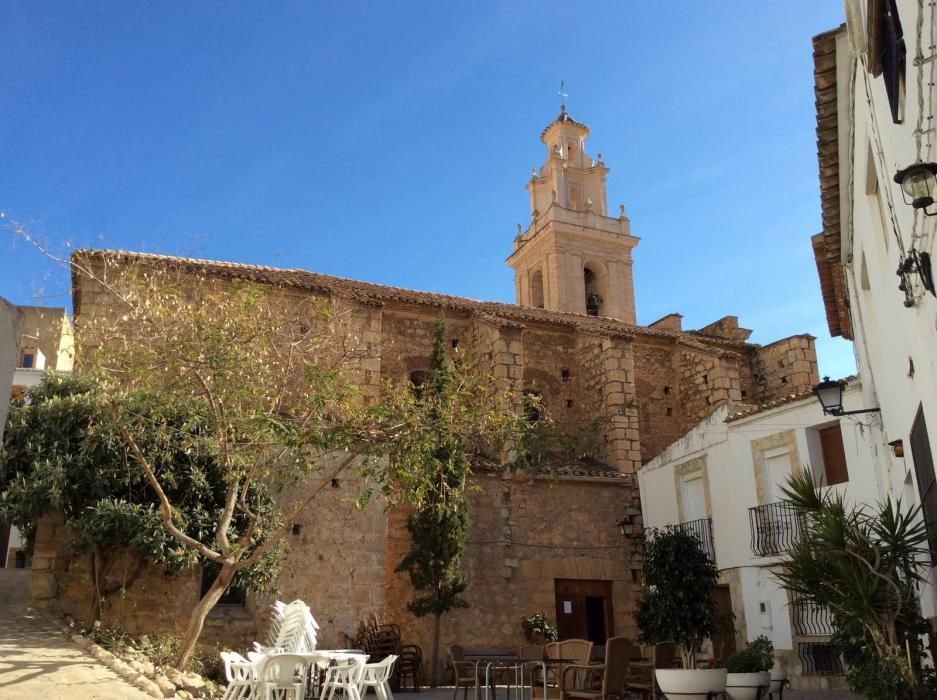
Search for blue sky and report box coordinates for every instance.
[0,1,855,378]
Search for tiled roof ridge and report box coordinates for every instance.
[71,248,684,340]
[725,374,859,422]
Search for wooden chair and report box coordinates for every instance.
[624,642,676,700]
[560,637,634,700]
[449,644,494,700]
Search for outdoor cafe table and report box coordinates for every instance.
[249,649,369,699]
[468,656,578,700]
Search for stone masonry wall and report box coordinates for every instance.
[383,472,644,682]
[751,335,819,404]
[574,333,641,472]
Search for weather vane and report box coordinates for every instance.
[558,80,568,112]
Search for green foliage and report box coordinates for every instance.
[635,526,720,669]
[726,642,771,674]
[775,470,931,699]
[521,613,559,642]
[396,318,470,618]
[0,373,279,595]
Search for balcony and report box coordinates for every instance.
[798,642,844,676]
[748,502,804,557]
[677,517,716,563]
[791,595,836,636]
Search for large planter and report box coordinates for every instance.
[655,668,727,700]
[769,668,788,694]
[725,671,770,700]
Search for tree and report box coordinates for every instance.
[635,526,720,669]
[63,251,528,669]
[775,470,935,699]
[395,318,471,687]
[0,373,278,623]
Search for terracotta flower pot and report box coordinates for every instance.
[655,668,727,700]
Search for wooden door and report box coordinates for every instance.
[710,585,737,663]
[554,579,613,643]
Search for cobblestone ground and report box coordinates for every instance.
[0,567,152,699]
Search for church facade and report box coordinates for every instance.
[30,108,819,664]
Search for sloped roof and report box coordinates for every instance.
[812,25,853,340]
[540,109,589,139]
[471,454,631,482]
[725,374,858,423]
[70,248,756,350]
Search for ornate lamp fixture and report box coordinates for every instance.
[813,377,881,417]
[894,162,937,215]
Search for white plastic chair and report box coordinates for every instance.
[220,651,257,700]
[358,655,397,700]
[257,653,308,700]
[321,657,365,700]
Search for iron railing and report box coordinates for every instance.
[677,517,716,564]
[749,502,804,556]
[798,642,844,676]
[790,596,836,636]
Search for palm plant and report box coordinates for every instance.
[775,470,934,699]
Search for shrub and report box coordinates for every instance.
[522,613,559,642]
[726,647,766,674]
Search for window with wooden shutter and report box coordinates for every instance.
[819,424,849,485]
[909,405,937,565]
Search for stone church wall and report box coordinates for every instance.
[383,471,644,680]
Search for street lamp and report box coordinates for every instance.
[894,162,937,215]
[813,377,881,417]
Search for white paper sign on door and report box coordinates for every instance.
[563,600,572,614]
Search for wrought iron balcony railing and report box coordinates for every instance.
[677,517,716,563]
[798,642,844,676]
[748,502,804,557]
[790,595,836,636]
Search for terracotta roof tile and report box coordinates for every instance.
[812,26,853,340]
[725,374,857,422]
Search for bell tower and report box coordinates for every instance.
[507,106,639,323]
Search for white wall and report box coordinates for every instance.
[838,0,937,616]
[639,384,881,657]
[0,298,24,442]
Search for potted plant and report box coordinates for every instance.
[521,613,558,643]
[725,636,773,700]
[635,527,725,700]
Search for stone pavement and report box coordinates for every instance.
[397,682,859,700]
[0,567,153,699]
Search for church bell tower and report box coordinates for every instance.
[507,105,639,324]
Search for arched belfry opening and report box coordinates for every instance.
[530,269,545,308]
[584,266,603,316]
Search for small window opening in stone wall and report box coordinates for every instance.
[291,523,302,536]
[702,374,708,385]
[663,386,671,395]
[561,368,570,382]
[631,568,642,584]
[741,389,748,399]
[451,338,460,350]
[201,568,246,606]
[781,377,787,384]
[666,407,672,416]
[566,399,574,408]
[410,370,431,399]
[331,478,341,488]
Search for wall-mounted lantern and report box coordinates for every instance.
[813,377,882,417]
[888,439,905,458]
[897,249,936,306]
[894,162,937,215]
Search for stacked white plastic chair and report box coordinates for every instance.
[219,651,257,700]
[358,654,397,700]
[253,599,319,654]
[257,653,308,700]
[321,657,366,700]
